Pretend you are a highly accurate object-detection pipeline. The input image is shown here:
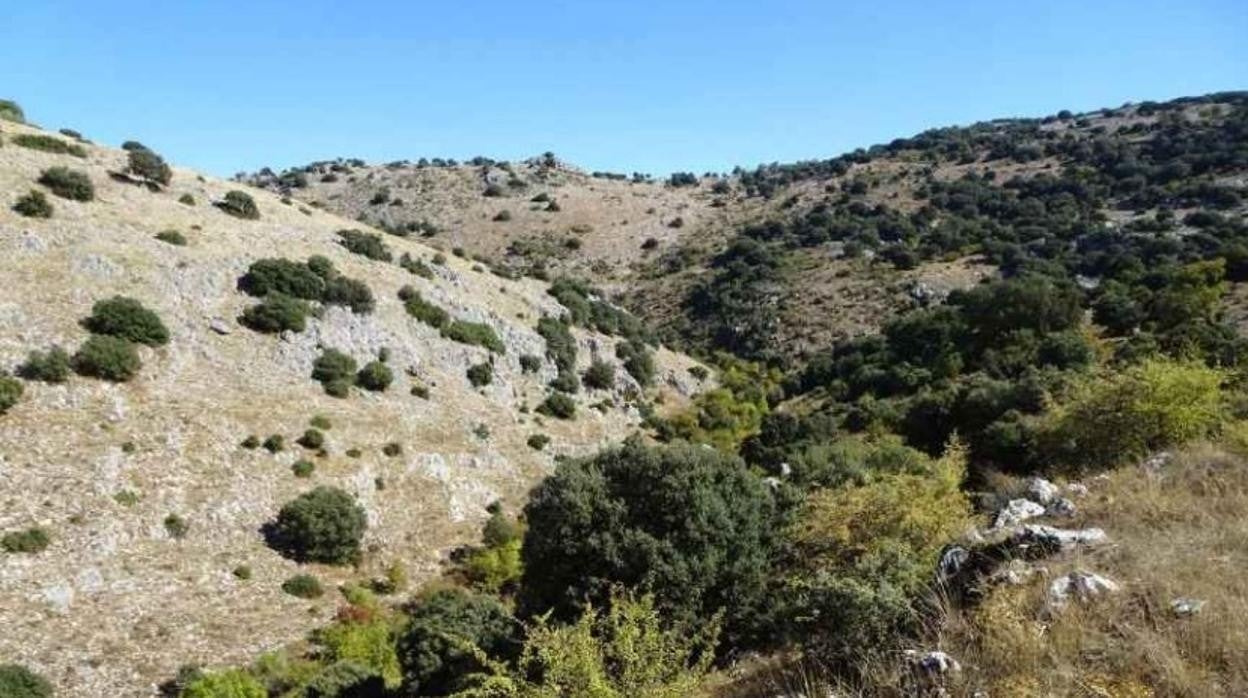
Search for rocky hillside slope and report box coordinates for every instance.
[0,119,705,696]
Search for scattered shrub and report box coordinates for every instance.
[356,361,393,392]
[337,229,392,262]
[38,166,94,201]
[298,429,325,449]
[12,133,87,157]
[493,209,512,222]
[127,147,172,185]
[271,486,367,564]
[483,183,504,197]
[399,287,449,328]
[0,373,23,415]
[0,664,53,698]
[1,527,50,553]
[155,229,187,246]
[537,392,576,420]
[18,347,70,383]
[282,573,325,599]
[310,415,332,430]
[441,321,505,353]
[73,335,141,382]
[217,190,260,219]
[182,669,265,698]
[178,193,195,206]
[313,349,358,397]
[304,660,386,698]
[519,353,542,373]
[12,190,52,218]
[382,442,403,457]
[292,459,315,478]
[240,435,260,449]
[164,514,189,539]
[466,362,492,387]
[240,294,309,333]
[410,385,430,399]
[322,275,375,314]
[83,296,169,346]
[232,565,252,580]
[240,258,326,299]
[399,253,434,279]
[616,339,655,386]
[527,433,550,451]
[0,99,25,123]
[582,359,615,390]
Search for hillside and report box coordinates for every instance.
[258,92,1248,365]
[0,117,706,696]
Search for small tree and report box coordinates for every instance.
[466,362,493,387]
[127,147,173,185]
[83,296,170,346]
[397,588,521,695]
[271,486,367,564]
[313,349,358,397]
[582,359,615,390]
[537,391,577,419]
[218,190,260,219]
[356,361,393,392]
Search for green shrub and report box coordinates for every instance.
[164,514,189,539]
[616,339,655,386]
[337,229,392,261]
[0,373,24,414]
[399,287,450,328]
[396,587,521,695]
[292,459,315,478]
[263,434,285,453]
[519,354,542,373]
[323,276,375,314]
[356,361,393,392]
[442,320,505,353]
[38,166,94,201]
[0,664,53,698]
[527,433,550,451]
[178,193,195,205]
[298,428,325,449]
[519,437,777,648]
[304,660,386,698]
[155,229,187,246]
[483,183,505,197]
[1,527,50,553]
[313,349,358,397]
[399,253,434,279]
[83,296,169,346]
[18,347,71,383]
[0,99,25,123]
[12,190,52,218]
[218,190,260,219]
[466,362,492,388]
[281,573,324,598]
[410,385,430,399]
[383,442,402,457]
[73,336,141,382]
[233,565,252,580]
[1045,358,1226,471]
[537,392,576,419]
[127,147,172,185]
[183,669,265,698]
[493,209,512,222]
[310,415,332,430]
[583,359,615,390]
[271,486,367,564]
[536,316,577,372]
[240,294,309,333]
[241,258,326,299]
[12,133,87,157]
[241,435,260,449]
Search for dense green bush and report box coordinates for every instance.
[337,229,392,261]
[0,373,24,414]
[0,664,53,698]
[399,253,435,279]
[271,486,367,564]
[356,360,393,392]
[127,147,172,185]
[178,193,195,205]
[527,433,550,450]
[155,229,187,246]
[18,347,71,383]
[519,437,777,647]
[292,459,315,477]
[615,339,655,386]
[263,434,285,453]
[218,190,260,219]
[582,359,615,390]
[73,335,141,381]
[519,354,542,373]
[164,514,189,539]
[241,294,310,333]
[84,296,169,346]
[442,320,505,353]
[322,275,375,314]
[396,587,521,695]
[38,166,94,201]
[298,429,325,450]
[399,287,450,328]
[12,133,87,157]
[2,527,50,553]
[304,660,385,698]
[183,669,265,698]
[12,190,53,218]
[241,259,327,299]
[282,572,324,597]
[466,362,492,387]
[537,392,576,419]
[313,349,358,397]
[536,316,577,373]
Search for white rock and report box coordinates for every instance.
[1045,496,1077,518]
[208,317,232,335]
[993,498,1046,529]
[1024,477,1060,505]
[1065,482,1089,497]
[904,649,961,675]
[1011,524,1108,549]
[1048,570,1119,607]
[1171,597,1206,617]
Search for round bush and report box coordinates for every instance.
[0,664,52,698]
[218,190,260,219]
[397,588,521,695]
[183,669,265,698]
[73,335,141,382]
[240,294,309,333]
[305,660,385,698]
[37,166,94,201]
[582,359,615,390]
[19,347,70,383]
[127,147,172,185]
[537,392,576,420]
[466,362,492,388]
[356,361,393,392]
[298,428,325,449]
[282,573,324,598]
[0,373,23,414]
[271,486,367,564]
[83,296,169,346]
[12,190,53,218]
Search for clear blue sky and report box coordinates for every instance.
[3,1,1245,178]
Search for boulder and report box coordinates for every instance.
[1011,524,1107,551]
[1048,570,1119,608]
[1024,477,1060,505]
[992,498,1045,529]
[1171,597,1206,617]
[904,649,961,676]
